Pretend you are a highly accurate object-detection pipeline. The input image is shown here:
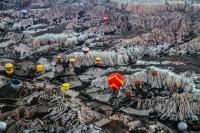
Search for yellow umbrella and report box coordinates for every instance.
[175,81,181,88]
[69,57,76,65]
[62,83,70,91]
[36,64,44,73]
[95,57,102,65]
[5,63,14,75]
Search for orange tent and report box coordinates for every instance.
[107,73,125,92]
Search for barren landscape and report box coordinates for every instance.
[0,0,200,132]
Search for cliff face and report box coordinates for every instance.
[110,0,194,15]
[91,1,199,44]
[1,0,199,50]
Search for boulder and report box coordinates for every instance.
[88,93,112,103]
[95,119,111,127]
[78,75,90,83]
[62,90,79,98]
[69,81,83,89]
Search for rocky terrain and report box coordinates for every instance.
[0,0,200,132]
